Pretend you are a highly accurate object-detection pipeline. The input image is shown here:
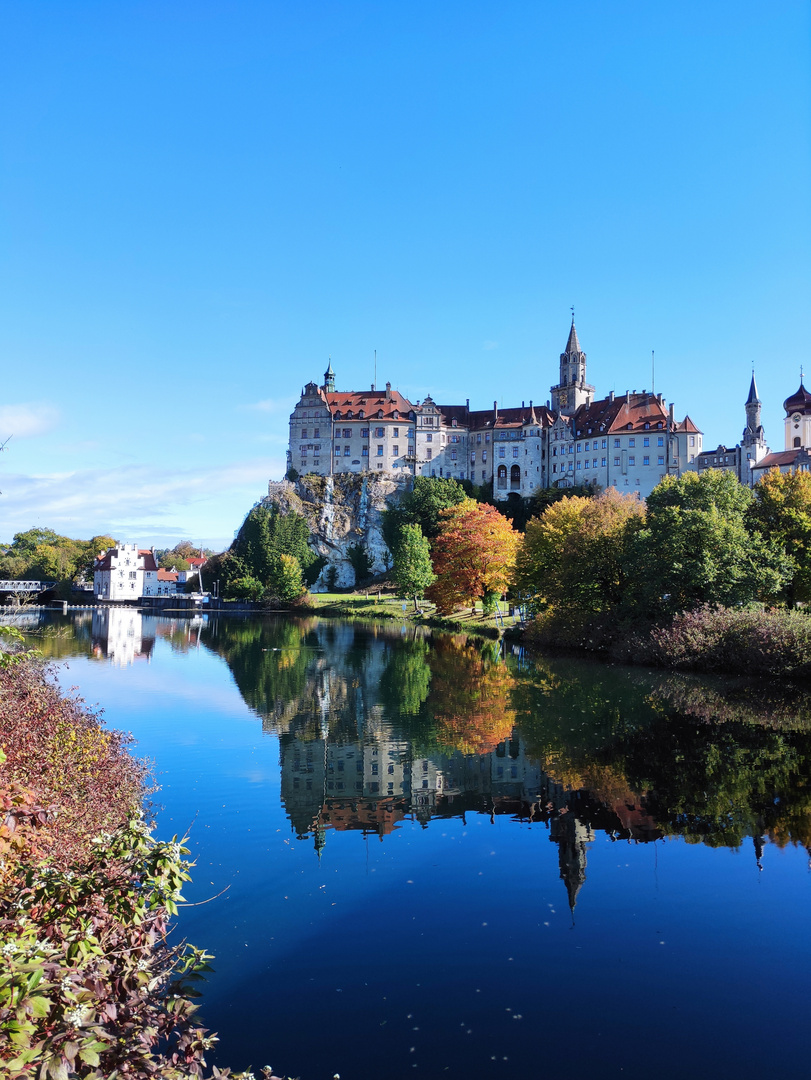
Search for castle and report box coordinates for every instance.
[287,317,703,500]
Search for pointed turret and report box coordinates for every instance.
[746,373,761,406]
[564,316,581,357]
[323,360,336,393]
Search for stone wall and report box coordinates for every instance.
[264,474,409,590]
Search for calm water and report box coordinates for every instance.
[13,609,811,1079]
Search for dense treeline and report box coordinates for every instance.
[0,529,116,595]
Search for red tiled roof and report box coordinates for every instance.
[753,450,806,469]
[573,393,668,437]
[157,569,179,581]
[328,388,415,420]
[187,557,206,567]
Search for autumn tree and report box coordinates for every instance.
[426,499,520,615]
[628,470,791,616]
[392,524,435,610]
[383,476,468,550]
[749,468,811,606]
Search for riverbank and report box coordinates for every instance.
[0,653,274,1080]
[300,591,511,639]
[526,603,811,681]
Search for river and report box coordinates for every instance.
[15,608,811,1079]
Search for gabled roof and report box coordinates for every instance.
[753,448,811,470]
[94,548,157,572]
[328,389,415,419]
[157,569,179,581]
[572,393,670,437]
[187,557,206,567]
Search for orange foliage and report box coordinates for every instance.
[428,637,517,755]
[426,500,520,614]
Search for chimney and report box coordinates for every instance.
[493,400,498,420]
[522,400,525,409]
[546,399,550,410]
[466,398,470,411]
[609,390,615,402]
[371,383,375,391]
[626,390,630,403]
[385,381,392,401]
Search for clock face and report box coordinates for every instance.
[792,413,802,422]
[559,391,568,407]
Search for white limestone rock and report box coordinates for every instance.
[263,474,409,590]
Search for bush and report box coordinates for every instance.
[639,605,811,678]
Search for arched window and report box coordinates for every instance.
[510,464,521,490]
[497,464,507,490]
[795,436,802,448]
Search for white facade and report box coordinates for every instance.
[94,544,158,601]
[285,320,701,499]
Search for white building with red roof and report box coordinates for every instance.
[93,544,158,601]
[286,319,702,501]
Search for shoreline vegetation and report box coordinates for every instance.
[0,643,287,1080]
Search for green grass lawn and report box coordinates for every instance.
[302,591,519,636]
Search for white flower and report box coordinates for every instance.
[60,976,73,993]
[1,941,16,957]
[137,959,149,972]
[65,1005,89,1026]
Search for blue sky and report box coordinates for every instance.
[1,1,809,549]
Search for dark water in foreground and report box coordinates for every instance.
[14,609,811,1079]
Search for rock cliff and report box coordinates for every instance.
[263,474,409,590]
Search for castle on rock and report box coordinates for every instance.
[287,318,704,501]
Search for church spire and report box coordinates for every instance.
[746,372,760,405]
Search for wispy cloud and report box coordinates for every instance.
[0,403,60,439]
[0,457,285,542]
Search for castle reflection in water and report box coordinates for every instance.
[83,611,794,908]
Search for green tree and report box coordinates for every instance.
[749,468,811,606]
[392,524,435,610]
[227,503,321,596]
[383,476,468,550]
[629,471,791,616]
[273,553,306,603]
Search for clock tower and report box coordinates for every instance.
[551,315,595,414]
[783,375,811,451]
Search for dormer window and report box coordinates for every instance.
[347,410,353,419]
[393,410,399,420]
[377,409,384,419]
[334,411,341,420]
[644,422,650,429]
[452,418,457,427]
[358,410,365,419]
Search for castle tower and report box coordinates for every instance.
[550,315,595,414]
[323,360,336,393]
[741,373,768,480]
[783,374,811,451]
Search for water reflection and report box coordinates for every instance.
[18,610,811,887]
[190,614,811,898]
